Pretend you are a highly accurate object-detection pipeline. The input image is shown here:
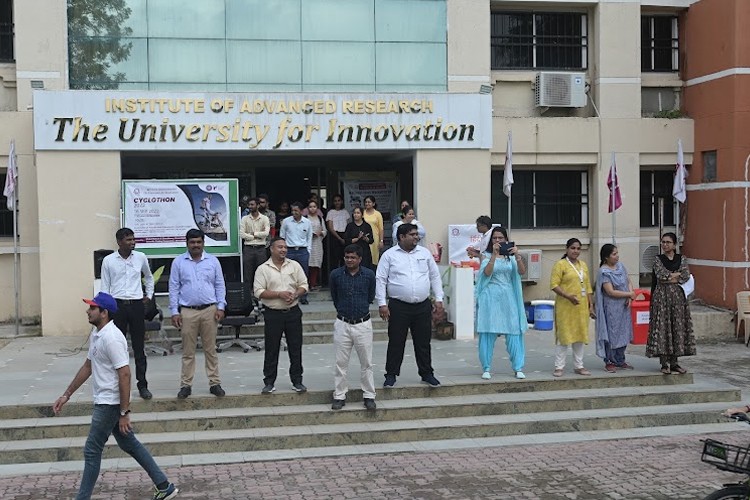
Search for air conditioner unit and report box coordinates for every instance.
[518,249,542,282]
[535,72,587,108]
[639,243,660,273]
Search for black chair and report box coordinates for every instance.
[217,282,263,353]
[144,306,173,356]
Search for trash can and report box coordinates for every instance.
[630,289,651,345]
[531,299,555,331]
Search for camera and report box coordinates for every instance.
[499,241,515,256]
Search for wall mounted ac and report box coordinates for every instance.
[535,72,587,107]
[640,243,660,273]
[518,249,542,282]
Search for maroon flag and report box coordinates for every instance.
[607,152,622,213]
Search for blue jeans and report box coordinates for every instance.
[77,404,167,500]
[286,247,310,299]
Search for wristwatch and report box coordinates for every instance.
[120,409,131,417]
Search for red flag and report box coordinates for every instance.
[607,152,622,213]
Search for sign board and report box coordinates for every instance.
[447,224,503,268]
[122,179,239,257]
[33,91,492,151]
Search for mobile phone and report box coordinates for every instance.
[499,241,514,255]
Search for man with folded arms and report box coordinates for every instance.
[254,237,309,394]
[169,229,226,399]
[329,244,377,410]
[240,197,270,286]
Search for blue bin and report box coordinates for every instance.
[531,300,555,330]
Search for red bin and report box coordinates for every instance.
[630,289,651,345]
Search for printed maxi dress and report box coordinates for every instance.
[307,215,327,267]
[646,256,696,358]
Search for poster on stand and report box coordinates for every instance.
[122,179,239,257]
[447,224,503,268]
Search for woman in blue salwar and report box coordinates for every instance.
[475,227,528,380]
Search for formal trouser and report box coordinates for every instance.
[77,404,167,500]
[263,306,304,386]
[180,305,221,387]
[333,318,375,400]
[113,299,147,390]
[385,298,433,378]
[603,341,627,366]
[554,342,585,370]
[243,244,267,285]
[478,333,525,372]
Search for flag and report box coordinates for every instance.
[503,131,513,197]
[607,152,622,213]
[673,139,687,203]
[3,140,16,210]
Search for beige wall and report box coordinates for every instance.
[36,151,121,336]
[447,0,490,93]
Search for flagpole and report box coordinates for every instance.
[12,191,18,336]
[611,152,616,244]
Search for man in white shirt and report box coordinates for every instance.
[325,194,351,269]
[100,228,154,400]
[240,197,270,286]
[376,223,444,388]
[466,215,493,259]
[280,202,313,304]
[53,292,178,500]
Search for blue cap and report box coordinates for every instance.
[83,292,118,314]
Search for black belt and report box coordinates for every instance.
[116,298,141,305]
[180,303,216,310]
[264,305,300,313]
[337,313,371,325]
[287,246,307,251]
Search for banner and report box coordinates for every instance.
[447,224,502,268]
[342,180,397,245]
[122,179,239,257]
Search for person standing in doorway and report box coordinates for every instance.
[240,197,270,286]
[363,195,384,266]
[169,229,226,399]
[326,194,351,269]
[306,200,327,290]
[53,292,178,500]
[240,195,251,218]
[99,227,154,400]
[377,223,444,388]
[280,202,312,304]
[257,193,276,235]
[254,237,309,394]
[329,244,377,411]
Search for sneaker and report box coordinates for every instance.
[481,371,491,380]
[177,386,191,399]
[383,374,397,388]
[139,387,153,400]
[515,371,526,379]
[605,363,617,373]
[618,362,634,370]
[421,374,441,387]
[261,384,275,394]
[209,384,225,397]
[364,398,376,410]
[331,399,345,410]
[153,482,178,500]
[292,382,307,393]
[574,368,592,376]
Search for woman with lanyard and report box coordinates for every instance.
[550,238,595,377]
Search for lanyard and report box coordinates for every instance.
[566,257,587,296]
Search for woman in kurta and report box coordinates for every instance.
[306,200,327,290]
[594,244,635,373]
[362,196,384,265]
[475,227,528,379]
[343,206,374,270]
[550,238,595,377]
[646,232,696,374]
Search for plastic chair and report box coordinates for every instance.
[217,282,263,353]
[736,291,750,346]
[144,306,173,356]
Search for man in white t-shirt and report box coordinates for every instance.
[53,292,178,500]
[325,194,351,269]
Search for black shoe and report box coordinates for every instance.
[261,384,275,394]
[209,384,225,397]
[292,382,307,393]
[364,398,376,410]
[383,374,396,388]
[299,297,309,305]
[421,374,441,387]
[331,399,345,410]
[177,386,191,399]
[139,387,153,400]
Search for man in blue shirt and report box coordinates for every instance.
[329,244,377,410]
[280,201,313,304]
[169,229,226,400]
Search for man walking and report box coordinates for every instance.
[53,292,178,500]
[376,223,444,388]
[329,245,376,410]
[280,201,312,304]
[240,197,270,285]
[100,227,154,400]
[169,229,226,399]
[254,237,309,394]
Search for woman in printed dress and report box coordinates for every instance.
[306,200,327,290]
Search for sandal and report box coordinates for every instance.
[670,365,687,375]
[660,365,671,375]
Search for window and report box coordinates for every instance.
[491,170,589,229]
[0,0,13,62]
[641,16,678,72]
[491,12,587,70]
[0,173,13,236]
[703,150,717,182]
[640,170,677,227]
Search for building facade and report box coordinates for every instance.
[1,0,738,337]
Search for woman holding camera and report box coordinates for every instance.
[475,227,528,379]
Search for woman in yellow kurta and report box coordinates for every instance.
[363,195,384,265]
[550,238,595,377]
